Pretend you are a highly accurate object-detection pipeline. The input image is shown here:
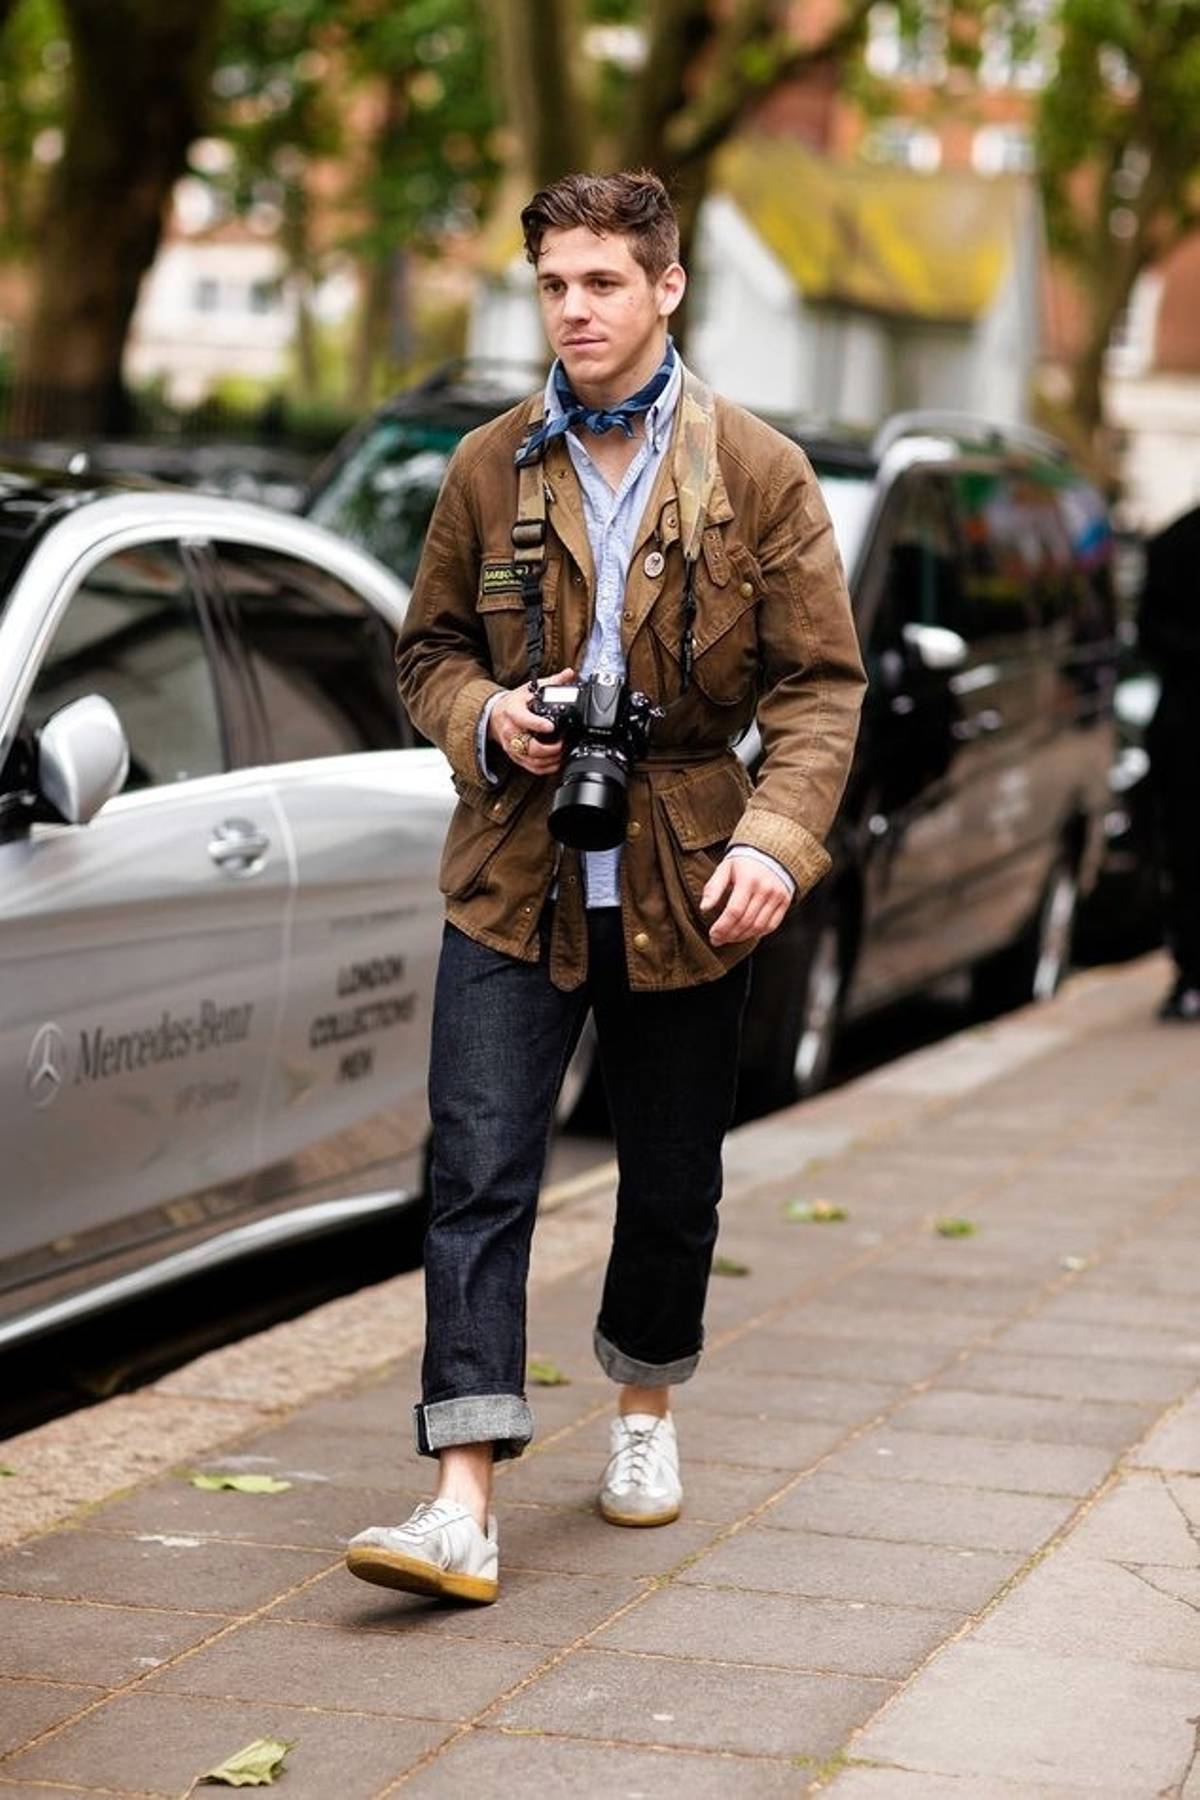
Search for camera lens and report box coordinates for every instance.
[547,751,629,851]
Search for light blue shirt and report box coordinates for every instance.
[479,351,793,910]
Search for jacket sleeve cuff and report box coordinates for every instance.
[728,809,832,898]
[447,676,505,785]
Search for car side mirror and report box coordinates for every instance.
[902,622,969,674]
[37,694,130,825]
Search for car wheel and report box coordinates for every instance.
[973,857,1079,1015]
[737,899,847,1118]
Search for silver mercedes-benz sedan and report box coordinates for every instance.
[0,466,460,1349]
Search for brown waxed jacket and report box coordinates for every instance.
[395,366,866,991]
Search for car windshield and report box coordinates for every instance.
[307,419,464,584]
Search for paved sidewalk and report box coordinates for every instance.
[2,952,1199,1797]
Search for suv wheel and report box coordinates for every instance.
[973,857,1079,1015]
[737,898,847,1118]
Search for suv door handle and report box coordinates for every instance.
[208,817,271,874]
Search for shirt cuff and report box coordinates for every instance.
[476,692,504,785]
[727,845,796,902]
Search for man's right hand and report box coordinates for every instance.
[487,668,576,777]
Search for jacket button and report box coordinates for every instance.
[622,608,633,622]
[739,580,754,598]
[632,931,650,951]
[626,820,641,839]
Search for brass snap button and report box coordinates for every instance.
[739,580,754,598]
[491,800,503,814]
[626,820,642,839]
[622,608,634,622]
[632,931,650,950]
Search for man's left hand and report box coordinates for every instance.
[701,857,791,946]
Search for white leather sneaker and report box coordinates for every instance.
[345,1499,499,1603]
[598,1412,682,1527]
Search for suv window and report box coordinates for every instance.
[873,472,968,645]
[946,469,1043,641]
[26,542,225,789]
[211,543,411,761]
[307,420,460,582]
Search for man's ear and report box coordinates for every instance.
[657,262,687,320]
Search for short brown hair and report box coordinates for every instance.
[521,170,680,280]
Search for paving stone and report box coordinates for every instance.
[401,1727,805,1797]
[495,1645,885,1758]
[975,1553,1200,1668]
[1042,1291,1200,1336]
[950,1351,1192,1408]
[205,1419,426,1493]
[893,1388,1153,1452]
[593,1583,962,1678]
[764,1302,1000,1347]
[501,1509,715,1578]
[817,1271,1031,1319]
[1060,1472,1199,1566]
[146,1616,541,1718]
[995,1318,1200,1367]
[665,1411,845,1470]
[0,1594,221,1685]
[710,1331,953,1386]
[92,1475,424,1551]
[822,1429,1114,1497]
[682,1370,904,1426]
[824,1769,1130,1797]
[761,1473,1076,1553]
[3,1689,451,1796]
[497,1446,785,1524]
[269,1563,641,1648]
[0,1529,329,1616]
[0,1679,103,1757]
[1132,1394,1200,1473]
[851,1641,1199,1792]
[677,1526,1021,1611]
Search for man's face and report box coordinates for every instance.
[535,225,684,398]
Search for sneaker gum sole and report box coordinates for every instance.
[344,1544,498,1604]
[598,1498,682,1528]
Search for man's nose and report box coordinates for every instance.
[562,284,590,321]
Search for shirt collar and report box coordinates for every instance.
[542,348,682,455]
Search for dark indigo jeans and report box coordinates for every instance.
[415,907,750,1459]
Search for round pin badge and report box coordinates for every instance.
[643,549,665,578]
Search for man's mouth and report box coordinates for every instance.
[562,337,604,349]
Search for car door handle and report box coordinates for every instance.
[208,818,271,873]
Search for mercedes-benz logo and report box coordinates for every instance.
[27,1022,67,1109]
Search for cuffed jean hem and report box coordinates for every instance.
[593,1325,701,1388]
[413,1395,534,1462]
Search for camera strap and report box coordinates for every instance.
[512,454,549,682]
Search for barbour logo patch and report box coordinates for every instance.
[481,561,523,595]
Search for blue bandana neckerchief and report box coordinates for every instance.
[514,339,676,468]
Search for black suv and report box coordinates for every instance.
[306,374,1120,1115]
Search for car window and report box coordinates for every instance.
[210,543,412,761]
[945,469,1041,641]
[874,473,969,644]
[307,419,459,582]
[25,541,225,790]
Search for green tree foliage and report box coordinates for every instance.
[1037,0,1200,446]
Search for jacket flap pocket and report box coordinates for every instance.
[659,759,749,850]
[453,770,529,823]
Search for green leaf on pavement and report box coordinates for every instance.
[200,1737,295,1786]
[0,1466,16,1478]
[527,1358,570,1386]
[785,1199,848,1223]
[187,1472,293,1494]
[934,1217,977,1237]
[712,1255,750,1276]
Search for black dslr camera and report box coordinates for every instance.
[530,671,662,851]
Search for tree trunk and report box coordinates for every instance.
[492,0,588,188]
[12,0,221,437]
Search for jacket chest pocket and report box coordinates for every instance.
[476,555,560,685]
[650,532,761,705]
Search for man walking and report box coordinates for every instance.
[347,170,865,1604]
